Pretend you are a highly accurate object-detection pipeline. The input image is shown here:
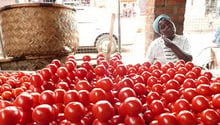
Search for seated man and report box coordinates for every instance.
[145,14,192,64]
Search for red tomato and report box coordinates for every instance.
[137,65,149,75]
[151,69,163,78]
[51,59,62,68]
[46,63,58,75]
[143,110,155,124]
[182,88,198,102]
[109,115,124,125]
[182,78,196,89]
[202,71,213,81]
[124,115,145,125]
[149,100,165,115]
[200,109,220,125]
[177,67,188,75]
[40,68,52,81]
[64,61,76,72]
[147,76,158,88]
[163,89,180,102]
[212,94,220,108]
[173,99,191,113]
[195,75,210,86]
[63,90,79,105]
[95,77,114,92]
[75,80,92,92]
[160,73,171,83]
[151,84,164,95]
[164,79,180,90]
[32,104,55,124]
[115,64,127,76]
[185,71,197,79]
[30,74,44,88]
[78,90,90,106]
[191,67,201,78]
[146,91,161,104]
[80,61,94,71]
[133,83,147,95]
[123,97,143,116]
[158,113,178,125]
[54,88,66,103]
[191,95,210,112]
[196,84,212,96]
[0,106,22,125]
[210,82,220,94]
[174,73,185,84]
[89,88,107,103]
[185,61,194,70]
[94,65,107,76]
[56,81,69,91]
[82,55,91,62]
[166,68,176,78]
[57,67,69,79]
[39,90,56,105]
[118,87,137,102]
[176,110,196,125]
[115,77,134,91]
[64,102,85,123]
[142,61,151,68]
[141,71,151,83]
[92,100,115,122]
[13,92,33,111]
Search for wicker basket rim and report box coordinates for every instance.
[0,3,76,13]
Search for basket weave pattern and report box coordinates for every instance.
[0,5,79,57]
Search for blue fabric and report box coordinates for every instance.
[153,14,170,34]
[215,27,220,45]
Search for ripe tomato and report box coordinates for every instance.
[32,104,55,124]
[212,94,220,108]
[163,89,180,102]
[191,67,201,77]
[95,77,114,92]
[210,82,220,94]
[118,87,137,102]
[147,76,158,88]
[92,100,115,122]
[0,106,22,125]
[146,91,161,104]
[191,95,210,112]
[182,78,196,89]
[39,90,56,105]
[13,92,33,111]
[40,68,52,81]
[151,69,162,78]
[196,84,212,96]
[166,68,176,78]
[133,83,147,95]
[82,55,91,62]
[185,61,194,70]
[123,97,143,116]
[64,102,85,123]
[94,65,107,76]
[151,84,164,95]
[64,61,76,72]
[75,80,92,92]
[89,88,107,103]
[78,90,90,106]
[115,77,134,91]
[182,88,198,102]
[158,113,178,125]
[115,64,127,76]
[46,63,58,75]
[124,115,145,125]
[57,67,69,79]
[185,71,197,79]
[30,74,44,88]
[149,100,165,115]
[63,90,79,105]
[51,59,62,68]
[173,99,191,113]
[164,79,180,90]
[202,71,212,81]
[200,109,220,125]
[176,110,196,125]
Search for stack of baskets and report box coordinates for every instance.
[0,3,79,58]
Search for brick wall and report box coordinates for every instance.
[145,0,186,53]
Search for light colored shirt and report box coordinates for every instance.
[145,35,191,64]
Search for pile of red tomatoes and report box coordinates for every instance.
[0,53,220,125]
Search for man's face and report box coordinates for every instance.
[158,18,176,38]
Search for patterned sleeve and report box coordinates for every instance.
[182,36,192,54]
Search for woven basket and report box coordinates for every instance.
[0,3,79,58]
